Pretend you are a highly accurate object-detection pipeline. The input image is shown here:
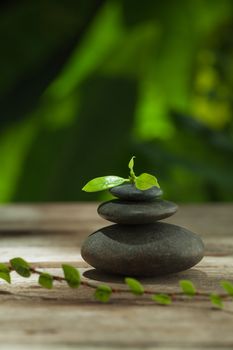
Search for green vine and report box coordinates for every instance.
[1,258,233,309]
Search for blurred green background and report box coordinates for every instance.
[0,0,233,203]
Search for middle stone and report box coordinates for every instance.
[98,199,178,224]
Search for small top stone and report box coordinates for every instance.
[109,183,163,201]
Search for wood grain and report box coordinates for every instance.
[0,203,232,349]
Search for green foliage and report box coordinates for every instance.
[0,263,11,283]
[82,157,160,193]
[62,264,80,288]
[135,173,160,190]
[82,176,127,192]
[128,155,160,190]
[125,277,144,295]
[179,280,196,297]
[128,156,136,179]
[10,257,31,278]
[210,293,223,309]
[220,281,233,297]
[0,0,233,203]
[94,285,112,302]
[39,273,53,289]
[152,294,172,305]
[0,257,230,310]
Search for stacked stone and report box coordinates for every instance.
[81,184,204,277]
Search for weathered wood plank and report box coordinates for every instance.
[0,204,232,349]
[0,236,231,267]
[0,204,232,265]
[0,204,232,236]
[0,203,104,231]
[0,299,232,349]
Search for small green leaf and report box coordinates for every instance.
[82,176,127,192]
[10,257,31,277]
[179,280,196,297]
[0,263,11,283]
[135,173,160,190]
[39,273,53,289]
[210,293,223,309]
[152,294,172,305]
[62,264,80,288]
[128,156,136,179]
[128,156,135,171]
[125,277,144,295]
[220,280,233,296]
[95,284,112,302]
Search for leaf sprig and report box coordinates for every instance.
[0,257,232,310]
[82,156,160,192]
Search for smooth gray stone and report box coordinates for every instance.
[98,199,178,224]
[109,184,163,201]
[81,223,205,277]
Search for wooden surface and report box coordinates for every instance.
[0,203,233,349]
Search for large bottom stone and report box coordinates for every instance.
[81,223,204,277]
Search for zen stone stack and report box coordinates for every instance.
[81,184,204,277]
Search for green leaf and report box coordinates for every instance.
[179,280,196,297]
[94,284,112,302]
[62,264,80,288]
[0,263,11,283]
[128,156,136,179]
[10,257,31,277]
[135,173,160,190]
[152,294,172,305]
[210,293,223,309]
[125,277,144,295]
[82,176,127,192]
[128,156,135,171]
[39,273,53,289]
[220,280,233,296]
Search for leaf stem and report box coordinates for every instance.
[22,267,233,300]
[4,264,232,309]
